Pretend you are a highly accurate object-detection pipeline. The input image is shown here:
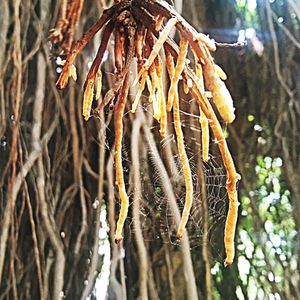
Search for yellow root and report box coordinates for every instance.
[166,55,194,238]
[134,18,177,86]
[156,58,167,138]
[210,76,235,123]
[82,78,94,121]
[185,71,240,265]
[224,195,239,266]
[174,92,193,239]
[114,77,130,243]
[149,66,161,121]
[70,64,77,81]
[153,96,161,121]
[95,70,102,101]
[192,48,204,92]
[200,47,235,123]
[214,64,227,80]
[166,52,175,79]
[146,77,153,103]
[193,51,210,161]
[199,110,209,162]
[167,38,188,112]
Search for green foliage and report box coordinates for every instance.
[235,156,296,299]
[235,0,259,28]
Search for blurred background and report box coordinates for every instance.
[0,0,299,299]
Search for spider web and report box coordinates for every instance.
[124,101,229,254]
[92,70,230,257]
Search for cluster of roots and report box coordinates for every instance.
[51,0,241,266]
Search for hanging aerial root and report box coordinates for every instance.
[135,25,146,71]
[114,73,130,243]
[52,0,241,265]
[131,72,148,113]
[183,69,240,265]
[149,65,161,121]
[224,190,240,266]
[56,1,128,89]
[133,17,177,86]
[172,88,193,238]
[167,38,188,112]
[132,26,150,113]
[155,57,167,137]
[48,0,79,52]
[64,0,85,53]
[193,49,210,161]
[114,27,125,73]
[114,20,136,244]
[165,51,193,238]
[81,20,114,119]
[83,20,114,91]
[96,22,137,113]
[166,51,175,78]
[146,76,153,103]
[200,110,209,162]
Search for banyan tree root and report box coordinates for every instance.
[49,0,85,54]
[52,0,241,265]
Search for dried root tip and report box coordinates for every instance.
[196,33,216,52]
[115,190,128,239]
[211,78,235,123]
[176,231,183,240]
[146,77,153,103]
[96,70,102,101]
[114,235,123,244]
[57,60,77,87]
[167,38,189,112]
[56,66,71,89]
[153,96,161,121]
[224,194,240,266]
[114,185,129,245]
[134,18,177,86]
[132,72,148,113]
[183,81,189,94]
[214,64,227,80]
[223,260,231,267]
[82,79,94,121]
[70,64,77,81]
